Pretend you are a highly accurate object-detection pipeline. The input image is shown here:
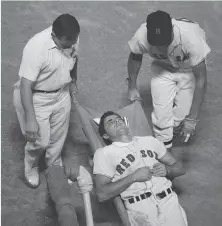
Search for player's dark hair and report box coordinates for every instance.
[99,111,122,145]
[53,14,80,40]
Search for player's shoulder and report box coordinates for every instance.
[134,135,159,144]
[133,23,147,43]
[172,18,204,38]
[24,27,52,52]
[94,144,116,156]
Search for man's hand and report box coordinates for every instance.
[25,119,39,143]
[70,79,78,97]
[128,87,142,102]
[65,166,79,182]
[180,117,198,143]
[152,163,167,177]
[132,167,153,182]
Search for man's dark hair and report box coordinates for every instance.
[98,111,122,145]
[53,14,80,40]
[146,10,173,46]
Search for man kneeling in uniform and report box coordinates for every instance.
[93,111,188,226]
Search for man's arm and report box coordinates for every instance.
[188,60,207,119]
[70,56,78,81]
[152,151,186,180]
[95,174,135,202]
[20,77,39,142]
[69,57,78,99]
[127,52,143,89]
[95,167,152,202]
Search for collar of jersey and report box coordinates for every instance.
[112,137,137,147]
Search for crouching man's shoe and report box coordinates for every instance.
[24,157,40,188]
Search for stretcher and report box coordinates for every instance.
[73,96,152,226]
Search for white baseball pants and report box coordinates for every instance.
[125,191,188,226]
[150,61,195,148]
[13,85,71,167]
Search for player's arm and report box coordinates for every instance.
[150,137,186,180]
[127,52,143,89]
[94,174,136,202]
[188,60,207,119]
[157,152,186,180]
[95,167,153,202]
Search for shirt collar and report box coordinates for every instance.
[47,26,57,50]
[112,137,136,147]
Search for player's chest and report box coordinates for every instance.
[113,146,158,176]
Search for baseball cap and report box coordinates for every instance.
[146,10,173,46]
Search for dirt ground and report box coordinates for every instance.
[1,1,222,226]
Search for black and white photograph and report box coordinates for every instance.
[1,1,222,226]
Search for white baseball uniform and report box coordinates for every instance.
[93,136,187,226]
[128,18,211,148]
[13,26,79,167]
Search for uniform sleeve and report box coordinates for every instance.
[93,149,116,179]
[18,39,45,81]
[128,24,148,54]
[184,29,211,68]
[128,37,147,54]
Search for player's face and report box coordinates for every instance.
[103,115,128,139]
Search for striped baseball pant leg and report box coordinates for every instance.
[150,62,195,148]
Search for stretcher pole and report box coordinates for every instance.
[77,165,94,226]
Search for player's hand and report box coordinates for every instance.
[128,88,142,102]
[180,117,198,144]
[152,163,167,177]
[132,167,153,182]
[25,119,40,143]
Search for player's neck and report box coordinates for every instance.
[114,134,133,143]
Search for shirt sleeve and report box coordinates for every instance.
[18,39,45,81]
[93,148,116,179]
[128,37,147,54]
[128,24,148,54]
[183,29,211,67]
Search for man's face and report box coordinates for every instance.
[103,114,129,140]
[52,31,79,49]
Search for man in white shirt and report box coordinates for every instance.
[93,111,187,226]
[13,14,80,188]
[127,10,211,150]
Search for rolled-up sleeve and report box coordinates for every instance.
[19,39,44,81]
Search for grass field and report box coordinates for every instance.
[2,1,222,226]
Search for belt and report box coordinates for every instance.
[127,186,174,204]
[128,192,152,204]
[32,88,61,94]
[156,186,174,199]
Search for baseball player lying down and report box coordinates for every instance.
[93,111,188,226]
